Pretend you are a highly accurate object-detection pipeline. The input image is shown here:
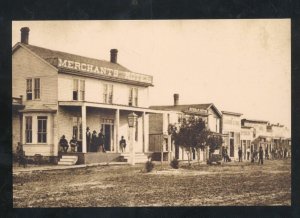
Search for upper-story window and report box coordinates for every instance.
[26,79,32,100]
[26,78,40,100]
[79,80,85,101]
[34,78,40,99]
[103,84,113,104]
[129,87,138,106]
[73,79,85,101]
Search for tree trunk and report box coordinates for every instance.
[196,148,200,165]
[185,148,191,166]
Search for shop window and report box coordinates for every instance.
[103,84,113,104]
[72,117,82,140]
[34,78,40,99]
[25,116,32,143]
[26,79,33,100]
[37,116,47,143]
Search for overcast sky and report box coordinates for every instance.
[12,20,291,131]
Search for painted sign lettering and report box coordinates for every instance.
[58,58,153,84]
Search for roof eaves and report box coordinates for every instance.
[208,103,222,118]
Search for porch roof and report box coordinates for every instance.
[58,101,168,114]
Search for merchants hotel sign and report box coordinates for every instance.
[57,58,153,84]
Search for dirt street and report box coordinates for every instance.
[13,159,291,207]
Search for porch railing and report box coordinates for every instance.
[13,96,23,105]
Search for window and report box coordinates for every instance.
[134,88,138,106]
[34,78,40,99]
[103,84,113,104]
[73,79,78,100]
[72,117,82,140]
[37,116,47,143]
[178,113,183,123]
[129,88,133,106]
[25,116,32,143]
[27,78,40,100]
[26,79,32,100]
[79,80,85,101]
[129,87,138,106]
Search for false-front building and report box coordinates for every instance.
[150,94,222,161]
[12,27,162,164]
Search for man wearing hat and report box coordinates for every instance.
[91,130,97,152]
[59,135,69,153]
[69,136,78,152]
[86,127,91,152]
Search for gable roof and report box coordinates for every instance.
[150,103,222,118]
[12,42,153,87]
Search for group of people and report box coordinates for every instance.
[86,127,105,152]
[271,147,289,159]
[221,144,289,165]
[59,127,128,153]
[221,146,231,162]
[59,135,79,153]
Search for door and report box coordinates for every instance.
[230,139,234,157]
[101,124,114,152]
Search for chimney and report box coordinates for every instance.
[173,93,179,106]
[20,27,30,44]
[110,49,118,63]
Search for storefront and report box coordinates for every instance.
[221,111,242,160]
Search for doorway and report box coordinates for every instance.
[101,124,114,152]
[230,139,234,157]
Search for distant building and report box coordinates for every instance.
[241,119,290,156]
[150,94,222,161]
[221,111,243,160]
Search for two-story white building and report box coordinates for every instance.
[221,111,243,160]
[12,27,163,164]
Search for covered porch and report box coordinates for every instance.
[57,101,165,164]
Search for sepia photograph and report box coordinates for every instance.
[12,20,291,207]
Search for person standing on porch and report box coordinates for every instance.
[246,146,250,161]
[98,129,105,152]
[119,136,126,153]
[91,130,97,152]
[258,146,264,165]
[238,147,243,162]
[86,127,91,152]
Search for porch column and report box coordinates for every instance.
[82,104,87,153]
[53,113,59,156]
[142,112,146,152]
[115,109,120,153]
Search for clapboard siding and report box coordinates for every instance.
[12,47,58,105]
